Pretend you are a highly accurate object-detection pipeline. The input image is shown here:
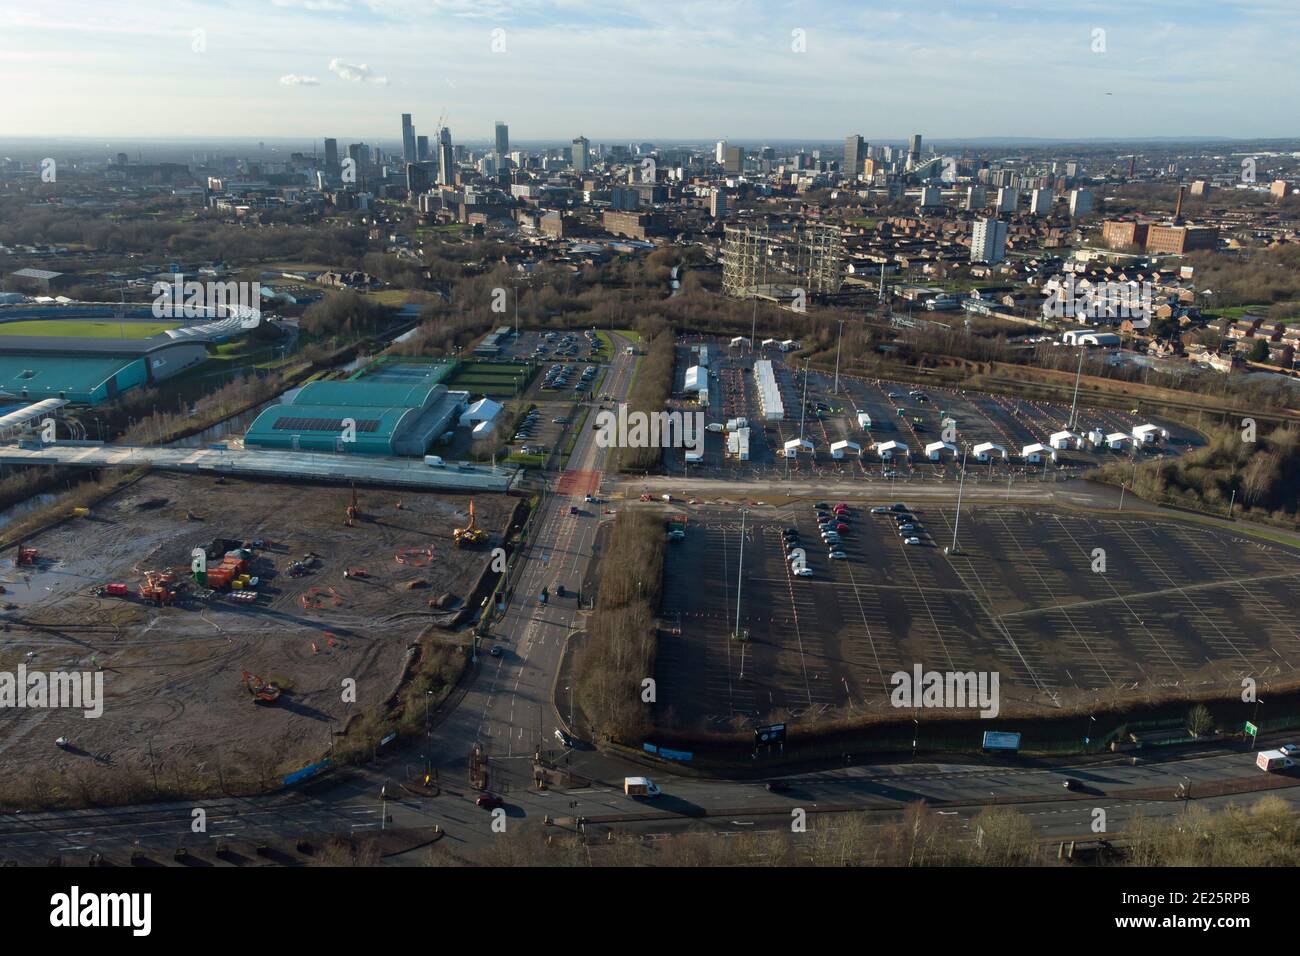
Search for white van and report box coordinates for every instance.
[624,776,661,797]
[424,455,445,468]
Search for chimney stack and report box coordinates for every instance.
[1174,185,1185,223]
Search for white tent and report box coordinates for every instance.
[857,412,872,429]
[730,336,751,348]
[459,397,504,427]
[1106,432,1130,450]
[1021,442,1053,463]
[1085,429,1105,447]
[471,420,495,440]
[1049,430,1078,450]
[972,442,1006,461]
[783,437,814,458]
[925,441,958,461]
[830,439,861,460]
[877,440,909,461]
[1132,423,1161,444]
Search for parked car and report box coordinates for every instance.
[794,567,814,577]
[476,793,504,809]
[835,523,849,533]
[904,537,922,546]
[828,550,848,560]
[871,506,889,514]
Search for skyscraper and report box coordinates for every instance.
[715,140,727,164]
[844,134,865,181]
[417,135,429,162]
[323,138,339,173]
[572,135,589,173]
[495,121,509,158]
[908,133,922,167]
[970,217,1008,263]
[437,127,454,186]
[401,113,417,164]
[724,145,744,175]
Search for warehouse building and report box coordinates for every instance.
[244,380,468,456]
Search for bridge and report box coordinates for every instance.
[0,441,519,492]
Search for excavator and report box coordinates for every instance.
[453,500,488,548]
[345,484,362,527]
[241,670,281,705]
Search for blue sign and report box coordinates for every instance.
[282,757,333,786]
[643,742,693,762]
[982,731,1021,752]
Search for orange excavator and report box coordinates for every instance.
[242,670,281,705]
[139,570,177,606]
[453,500,488,548]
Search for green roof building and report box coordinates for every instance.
[244,380,468,456]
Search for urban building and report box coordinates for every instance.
[401,113,417,164]
[970,217,1008,263]
[844,134,865,180]
[1069,188,1093,217]
[572,136,590,173]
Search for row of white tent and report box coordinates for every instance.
[778,422,1166,462]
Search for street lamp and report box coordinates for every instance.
[949,442,969,554]
[833,318,845,395]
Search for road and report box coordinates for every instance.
[426,333,639,771]
[3,732,1298,864]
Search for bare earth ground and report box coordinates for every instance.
[0,473,511,792]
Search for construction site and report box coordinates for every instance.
[721,222,845,301]
[0,472,516,800]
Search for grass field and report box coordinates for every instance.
[0,319,180,339]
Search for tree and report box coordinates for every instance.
[1187,703,1214,737]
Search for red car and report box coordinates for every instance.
[835,523,849,532]
[475,793,504,809]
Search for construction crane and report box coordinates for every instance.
[241,670,281,705]
[453,499,488,548]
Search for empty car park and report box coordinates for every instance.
[652,499,1300,732]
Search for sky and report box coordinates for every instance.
[1,0,1297,143]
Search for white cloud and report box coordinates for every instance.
[279,74,321,85]
[273,0,351,10]
[328,57,388,84]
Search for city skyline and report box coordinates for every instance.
[3,0,1297,140]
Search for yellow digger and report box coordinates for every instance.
[453,500,488,548]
